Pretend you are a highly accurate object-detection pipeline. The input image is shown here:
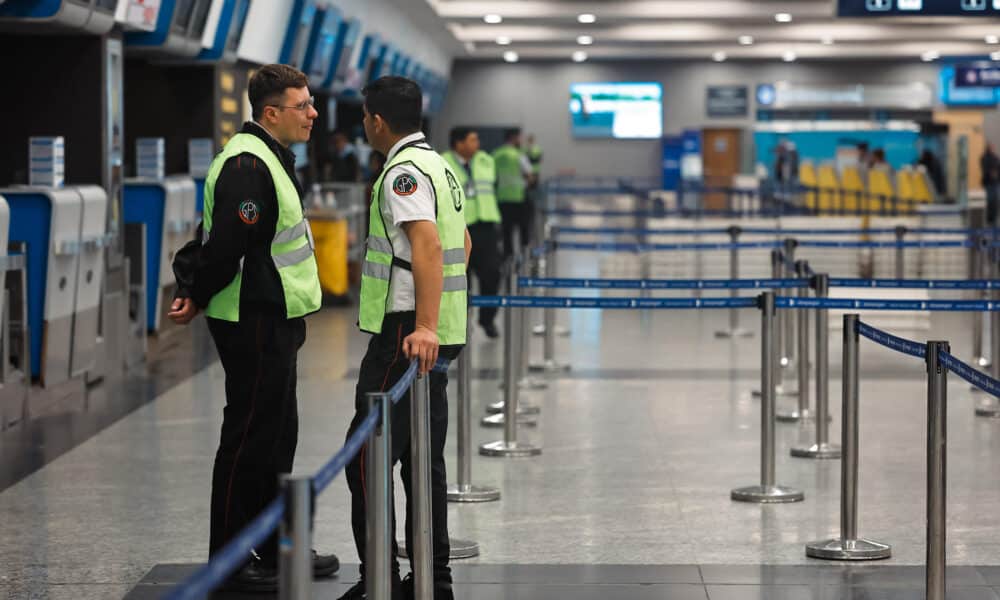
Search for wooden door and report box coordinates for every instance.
[702,128,742,211]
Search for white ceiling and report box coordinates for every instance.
[424,0,1000,62]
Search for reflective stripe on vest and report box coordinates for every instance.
[360,142,468,345]
[201,132,321,321]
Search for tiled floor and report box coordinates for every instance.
[3,232,1000,598]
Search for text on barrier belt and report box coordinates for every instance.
[516,277,1000,291]
[551,240,970,252]
[555,226,975,236]
[938,351,1000,398]
[472,295,1000,311]
[856,321,926,358]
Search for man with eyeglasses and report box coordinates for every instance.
[169,63,338,592]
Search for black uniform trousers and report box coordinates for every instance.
[499,201,533,259]
[467,221,501,327]
[344,312,462,583]
[206,313,306,566]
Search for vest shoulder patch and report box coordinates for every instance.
[392,173,418,196]
[239,199,260,225]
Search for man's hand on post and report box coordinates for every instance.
[403,325,439,375]
[167,297,201,325]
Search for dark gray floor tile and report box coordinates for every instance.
[981,567,1000,585]
[449,563,703,584]
[701,565,836,585]
[707,585,999,600]
[700,565,988,587]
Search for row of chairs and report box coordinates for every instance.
[798,161,937,214]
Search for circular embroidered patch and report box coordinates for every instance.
[239,199,260,225]
[392,173,418,196]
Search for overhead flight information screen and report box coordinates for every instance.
[837,0,1000,17]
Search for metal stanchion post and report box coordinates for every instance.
[716,226,753,338]
[480,305,542,457]
[410,375,433,600]
[972,235,989,367]
[449,331,501,502]
[779,262,822,423]
[807,314,890,560]
[925,341,949,600]
[279,476,312,600]
[483,299,538,427]
[894,226,906,280]
[731,291,804,503]
[781,238,797,368]
[530,241,571,372]
[533,224,570,338]
[977,259,1000,416]
[792,273,840,459]
[517,253,547,391]
[365,393,392,600]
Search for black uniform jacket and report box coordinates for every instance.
[173,122,304,317]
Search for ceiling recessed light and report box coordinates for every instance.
[775,13,793,23]
[987,35,1000,44]
[738,35,754,45]
[577,35,594,45]
[496,36,511,45]
[484,14,502,24]
[503,50,519,63]
[821,36,835,45]
[577,13,596,24]
[712,51,727,62]
[921,50,939,61]
[572,50,588,62]
[782,51,797,62]
[992,51,1000,60]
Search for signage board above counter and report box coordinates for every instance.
[955,65,1000,87]
[754,82,933,110]
[837,0,1000,17]
[706,85,749,118]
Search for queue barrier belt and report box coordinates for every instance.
[516,277,1000,291]
[551,240,970,252]
[555,226,977,236]
[472,295,1000,311]
[167,358,450,600]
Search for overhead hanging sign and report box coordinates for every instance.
[706,85,749,117]
[837,0,1000,17]
[754,82,933,109]
[955,65,1000,87]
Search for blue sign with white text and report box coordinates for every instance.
[838,0,1000,16]
[955,65,1000,87]
[940,66,1000,106]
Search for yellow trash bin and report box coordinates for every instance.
[308,210,349,297]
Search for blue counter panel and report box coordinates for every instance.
[6,193,52,378]
[123,184,166,331]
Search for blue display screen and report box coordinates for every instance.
[940,66,1000,106]
[837,0,1000,17]
[569,82,663,139]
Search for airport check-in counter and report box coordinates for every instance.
[71,186,108,378]
[123,175,197,333]
[0,0,118,34]
[0,194,30,430]
[1,186,85,387]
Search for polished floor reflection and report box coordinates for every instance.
[3,239,1000,598]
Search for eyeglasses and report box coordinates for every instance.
[268,96,315,112]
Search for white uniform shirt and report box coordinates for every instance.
[380,132,438,313]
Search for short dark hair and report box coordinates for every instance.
[249,64,309,120]
[504,128,521,142]
[449,127,475,149]
[362,76,422,135]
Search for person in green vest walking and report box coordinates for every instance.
[442,127,502,338]
[525,134,543,180]
[339,76,471,600]
[493,128,536,258]
[168,64,338,592]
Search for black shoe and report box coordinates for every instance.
[221,559,278,593]
[401,574,454,600]
[313,549,339,578]
[480,321,499,338]
[337,575,403,600]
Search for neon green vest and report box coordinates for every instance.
[493,144,526,203]
[441,150,500,225]
[527,144,542,176]
[359,143,468,345]
[202,133,321,321]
